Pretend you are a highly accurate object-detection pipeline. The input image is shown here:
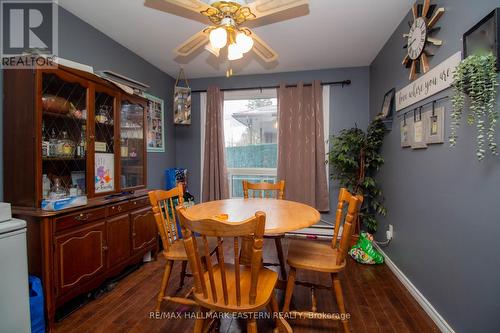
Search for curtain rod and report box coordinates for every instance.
[190,80,351,94]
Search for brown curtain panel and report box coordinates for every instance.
[277,81,329,211]
[202,86,229,202]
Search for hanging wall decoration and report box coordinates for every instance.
[400,114,412,148]
[144,93,165,152]
[411,108,427,149]
[396,52,461,111]
[173,68,191,125]
[402,0,445,80]
[424,104,445,144]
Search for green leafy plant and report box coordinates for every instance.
[450,52,498,160]
[328,118,386,232]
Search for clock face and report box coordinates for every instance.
[407,17,427,60]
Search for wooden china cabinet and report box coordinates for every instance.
[3,64,157,332]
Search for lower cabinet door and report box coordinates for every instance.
[130,206,156,254]
[54,221,106,296]
[106,213,131,268]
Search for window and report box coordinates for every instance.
[224,89,278,197]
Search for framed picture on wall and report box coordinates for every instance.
[380,88,395,119]
[144,93,165,153]
[400,114,412,148]
[424,105,445,144]
[463,8,500,70]
[411,108,427,149]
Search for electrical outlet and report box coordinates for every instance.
[386,224,393,240]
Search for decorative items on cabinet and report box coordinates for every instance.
[173,69,191,125]
[463,8,500,71]
[144,93,165,152]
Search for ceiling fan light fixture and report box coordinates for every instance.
[209,27,228,49]
[204,43,220,57]
[228,43,243,60]
[235,31,253,53]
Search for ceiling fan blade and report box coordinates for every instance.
[144,0,211,23]
[247,0,308,20]
[149,0,209,13]
[248,31,278,63]
[174,29,209,57]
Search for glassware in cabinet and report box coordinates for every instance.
[94,90,116,194]
[41,72,88,199]
[120,99,145,189]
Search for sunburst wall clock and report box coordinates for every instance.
[402,0,445,80]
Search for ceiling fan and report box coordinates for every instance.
[145,0,309,74]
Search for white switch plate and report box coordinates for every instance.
[386,224,394,240]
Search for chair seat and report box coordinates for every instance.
[194,264,278,312]
[163,237,218,261]
[287,239,346,273]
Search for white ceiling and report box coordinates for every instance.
[59,0,413,78]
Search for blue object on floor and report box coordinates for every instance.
[29,275,45,333]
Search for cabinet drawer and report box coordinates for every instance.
[107,202,129,217]
[56,208,106,232]
[129,197,150,209]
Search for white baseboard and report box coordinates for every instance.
[373,244,455,333]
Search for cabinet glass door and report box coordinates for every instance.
[94,90,116,194]
[120,99,145,189]
[41,72,88,200]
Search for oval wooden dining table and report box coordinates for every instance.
[185,198,321,235]
[186,198,321,286]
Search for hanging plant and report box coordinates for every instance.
[450,52,499,160]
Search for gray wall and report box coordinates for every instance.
[175,67,369,217]
[370,1,500,332]
[0,7,176,200]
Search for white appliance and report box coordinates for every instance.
[0,217,31,333]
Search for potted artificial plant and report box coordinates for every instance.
[450,52,499,160]
[328,118,387,243]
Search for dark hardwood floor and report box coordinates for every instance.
[55,238,440,333]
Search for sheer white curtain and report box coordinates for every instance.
[200,92,206,200]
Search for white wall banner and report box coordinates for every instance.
[396,52,462,111]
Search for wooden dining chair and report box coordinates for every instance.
[242,180,288,279]
[148,185,218,312]
[282,188,363,333]
[176,206,291,333]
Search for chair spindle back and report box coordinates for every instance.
[242,180,285,199]
[177,206,266,307]
[331,188,363,265]
[148,184,184,252]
